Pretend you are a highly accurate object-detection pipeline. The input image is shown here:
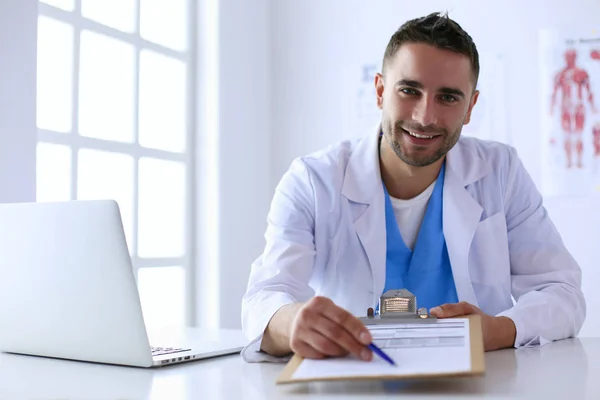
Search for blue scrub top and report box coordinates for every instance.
[381,162,459,311]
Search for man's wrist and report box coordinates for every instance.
[493,316,517,349]
[261,303,303,356]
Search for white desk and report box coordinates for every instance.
[0,329,598,399]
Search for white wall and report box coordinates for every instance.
[195,0,272,329]
[268,0,600,336]
[0,0,37,203]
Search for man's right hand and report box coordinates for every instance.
[261,296,373,361]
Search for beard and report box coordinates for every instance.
[381,115,463,167]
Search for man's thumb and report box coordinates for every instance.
[430,304,457,318]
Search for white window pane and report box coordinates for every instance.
[140,0,187,51]
[81,0,136,33]
[40,0,75,11]
[78,149,134,252]
[36,143,71,202]
[138,158,185,258]
[139,50,187,153]
[79,31,135,143]
[137,266,185,329]
[37,16,73,133]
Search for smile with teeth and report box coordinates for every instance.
[404,129,435,139]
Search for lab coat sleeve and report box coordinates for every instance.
[240,158,317,362]
[496,147,586,348]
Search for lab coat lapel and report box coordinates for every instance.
[443,139,490,306]
[341,125,386,305]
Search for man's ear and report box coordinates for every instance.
[375,73,385,110]
[463,90,480,125]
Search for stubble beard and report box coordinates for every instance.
[381,116,463,167]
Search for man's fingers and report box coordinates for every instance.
[292,296,373,361]
[311,313,372,361]
[303,329,347,357]
[430,302,475,318]
[430,303,460,317]
[290,317,345,358]
[315,298,372,345]
[291,340,327,359]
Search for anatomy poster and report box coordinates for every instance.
[540,28,600,197]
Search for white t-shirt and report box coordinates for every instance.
[388,181,436,250]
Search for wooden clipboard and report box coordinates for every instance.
[276,314,485,384]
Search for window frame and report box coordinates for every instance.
[36,0,197,326]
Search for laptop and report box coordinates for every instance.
[0,200,247,367]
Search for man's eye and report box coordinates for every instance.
[400,88,418,95]
[441,94,458,103]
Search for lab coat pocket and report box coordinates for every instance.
[469,212,511,285]
[469,212,512,314]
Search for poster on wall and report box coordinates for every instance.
[539,28,600,197]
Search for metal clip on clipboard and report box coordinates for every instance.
[358,289,438,325]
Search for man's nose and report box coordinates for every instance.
[412,97,438,127]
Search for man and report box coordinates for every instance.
[241,12,586,363]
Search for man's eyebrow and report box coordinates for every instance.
[439,87,466,98]
[396,79,466,99]
[395,79,423,89]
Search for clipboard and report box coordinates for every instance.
[276,290,485,384]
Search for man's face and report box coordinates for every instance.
[375,43,479,167]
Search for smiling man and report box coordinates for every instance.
[241,12,586,363]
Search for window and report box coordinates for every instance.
[36,0,194,330]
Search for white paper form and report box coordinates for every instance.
[291,318,471,380]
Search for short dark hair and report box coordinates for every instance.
[382,12,480,88]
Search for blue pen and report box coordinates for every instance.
[367,343,396,366]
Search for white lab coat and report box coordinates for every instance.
[241,125,586,362]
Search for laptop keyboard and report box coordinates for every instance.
[151,346,191,357]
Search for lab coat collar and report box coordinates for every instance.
[341,124,383,205]
[445,135,492,187]
[443,143,489,306]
